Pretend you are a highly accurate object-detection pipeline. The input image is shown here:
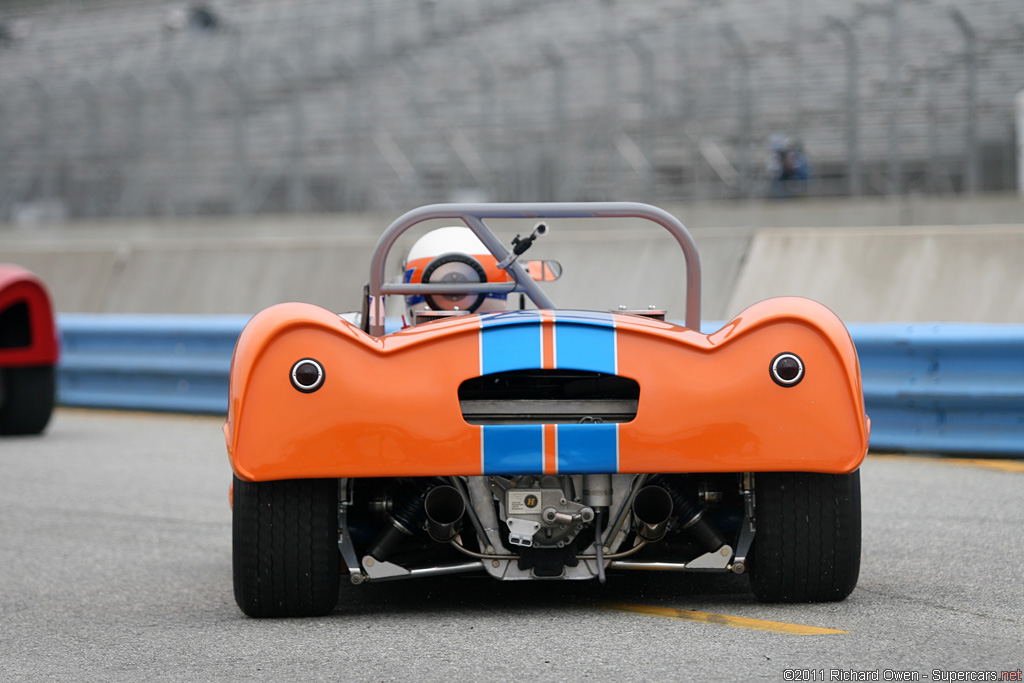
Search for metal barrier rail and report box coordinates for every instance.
[57,314,251,414]
[849,323,1024,456]
[55,315,1024,456]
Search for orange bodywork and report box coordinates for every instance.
[225,296,868,482]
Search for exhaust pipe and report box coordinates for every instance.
[655,476,728,554]
[632,485,673,542]
[424,485,466,542]
[368,478,439,561]
[676,501,727,554]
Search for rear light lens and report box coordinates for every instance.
[291,358,325,393]
[770,353,804,387]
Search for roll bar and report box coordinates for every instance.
[367,202,702,336]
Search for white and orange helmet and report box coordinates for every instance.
[403,227,511,321]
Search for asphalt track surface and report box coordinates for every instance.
[2,410,1021,682]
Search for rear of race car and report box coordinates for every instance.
[0,265,59,435]
[225,296,868,617]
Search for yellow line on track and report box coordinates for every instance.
[598,602,847,635]
[938,457,1024,473]
[868,453,1024,474]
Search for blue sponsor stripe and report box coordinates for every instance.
[482,424,544,475]
[403,268,424,306]
[480,311,542,374]
[480,309,543,328]
[556,423,619,473]
[554,312,616,374]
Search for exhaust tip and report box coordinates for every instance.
[632,485,674,542]
[424,485,466,542]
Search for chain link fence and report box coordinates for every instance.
[0,0,1020,221]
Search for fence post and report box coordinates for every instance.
[273,56,309,213]
[1017,90,1024,196]
[472,48,497,201]
[826,16,861,197]
[720,24,751,199]
[364,0,377,60]
[950,8,979,194]
[336,61,363,211]
[926,68,941,194]
[30,79,56,205]
[112,74,148,216]
[167,69,196,216]
[887,0,903,195]
[0,99,6,217]
[602,0,620,199]
[675,13,692,122]
[542,42,567,202]
[400,55,428,205]
[419,0,437,43]
[787,0,805,135]
[76,78,102,218]
[627,35,656,201]
[222,66,249,214]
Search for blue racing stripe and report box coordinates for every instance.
[554,312,616,374]
[403,268,424,306]
[480,311,542,374]
[482,424,544,475]
[556,423,618,473]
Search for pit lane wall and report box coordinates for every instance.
[728,224,1024,324]
[3,194,1024,322]
[0,212,748,321]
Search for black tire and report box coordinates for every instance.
[0,365,56,435]
[233,476,340,617]
[749,470,861,603]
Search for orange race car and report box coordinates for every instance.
[0,264,59,435]
[225,203,868,617]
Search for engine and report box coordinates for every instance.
[490,475,595,549]
[346,472,744,583]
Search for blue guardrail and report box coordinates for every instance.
[848,323,1024,456]
[57,314,250,414]
[56,315,1024,456]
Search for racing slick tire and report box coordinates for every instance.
[0,365,56,435]
[233,476,340,617]
[749,470,861,603]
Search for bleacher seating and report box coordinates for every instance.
[0,0,1020,219]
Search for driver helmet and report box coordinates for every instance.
[403,227,511,322]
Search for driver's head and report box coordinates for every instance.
[403,227,510,322]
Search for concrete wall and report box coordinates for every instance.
[2,196,1022,323]
[729,225,1024,323]
[0,220,750,321]
[670,194,1024,230]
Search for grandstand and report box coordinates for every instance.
[0,0,1021,219]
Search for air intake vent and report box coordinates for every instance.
[459,370,639,425]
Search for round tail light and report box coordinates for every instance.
[291,358,325,393]
[770,353,804,387]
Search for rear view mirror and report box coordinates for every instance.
[526,260,562,282]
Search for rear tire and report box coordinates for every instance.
[749,470,861,603]
[233,476,340,617]
[0,365,56,435]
